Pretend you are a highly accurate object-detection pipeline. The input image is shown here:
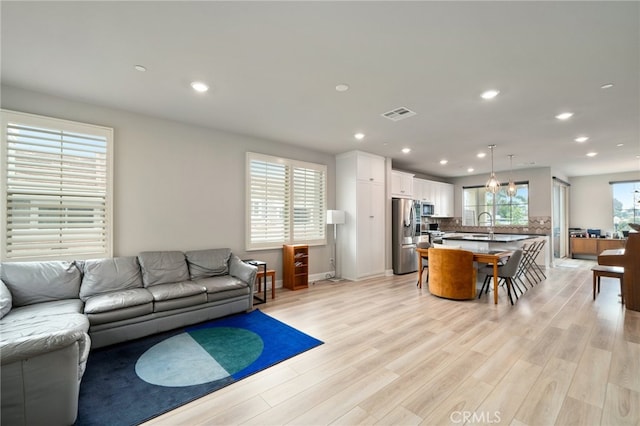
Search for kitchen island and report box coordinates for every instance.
[441,233,549,267]
[442,232,535,249]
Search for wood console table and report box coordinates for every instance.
[571,237,625,258]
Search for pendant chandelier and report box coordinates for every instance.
[485,144,500,194]
[507,154,517,197]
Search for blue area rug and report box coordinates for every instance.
[76,310,323,425]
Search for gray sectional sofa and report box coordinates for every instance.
[0,248,257,426]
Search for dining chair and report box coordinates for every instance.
[478,249,523,305]
[416,241,430,287]
[516,240,544,287]
[427,247,476,300]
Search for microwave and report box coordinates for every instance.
[422,202,434,216]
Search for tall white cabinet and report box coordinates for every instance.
[336,151,386,281]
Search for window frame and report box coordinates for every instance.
[611,179,640,233]
[462,181,530,226]
[1,109,114,261]
[245,152,327,251]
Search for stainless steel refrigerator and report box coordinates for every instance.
[392,198,419,274]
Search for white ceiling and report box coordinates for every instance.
[2,1,639,179]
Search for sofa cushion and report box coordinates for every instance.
[0,261,81,307]
[79,257,143,301]
[196,276,251,303]
[146,282,206,302]
[83,288,153,315]
[153,294,208,312]
[138,251,190,287]
[185,248,231,280]
[86,304,154,326]
[146,282,207,313]
[0,279,12,319]
[195,275,249,294]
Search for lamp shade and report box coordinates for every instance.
[326,210,345,225]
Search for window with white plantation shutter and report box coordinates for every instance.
[246,153,326,250]
[292,164,325,241]
[1,110,113,261]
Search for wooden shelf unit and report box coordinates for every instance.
[283,244,309,290]
[570,237,626,258]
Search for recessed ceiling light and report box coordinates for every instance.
[401,148,411,154]
[134,65,147,72]
[480,89,500,100]
[574,136,589,143]
[601,83,614,89]
[335,84,350,92]
[617,143,624,147]
[190,81,209,93]
[477,152,486,158]
[586,152,598,157]
[467,167,475,173]
[440,159,448,165]
[555,112,574,120]
[354,133,365,140]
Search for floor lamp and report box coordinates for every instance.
[326,210,345,282]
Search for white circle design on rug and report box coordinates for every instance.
[135,327,263,387]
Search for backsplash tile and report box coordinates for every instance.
[437,216,551,235]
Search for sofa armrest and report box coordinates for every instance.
[228,255,257,293]
[1,328,89,365]
[0,313,90,365]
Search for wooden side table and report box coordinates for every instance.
[256,269,276,299]
[243,259,268,304]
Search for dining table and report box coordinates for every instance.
[416,247,513,304]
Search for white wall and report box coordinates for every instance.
[1,85,336,279]
[569,171,640,234]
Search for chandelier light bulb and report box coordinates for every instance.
[485,145,500,194]
[507,154,517,197]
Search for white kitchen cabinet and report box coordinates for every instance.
[413,178,454,216]
[391,170,414,199]
[336,151,386,281]
[356,152,385,184]
[432,182,454,217]
[415,178,434,203]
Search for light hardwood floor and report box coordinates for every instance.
[145,259,640,425]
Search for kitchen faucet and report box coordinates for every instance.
[477,212,494,238]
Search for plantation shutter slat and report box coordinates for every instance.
[2,111,113,260]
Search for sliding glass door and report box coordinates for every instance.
[552,179,569,260]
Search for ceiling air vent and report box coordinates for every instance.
[381,107,417,121]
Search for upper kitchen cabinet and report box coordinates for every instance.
[413,178,454,217]
[433,182,454,217]
[391,170,414,199]
[356,152,385,184]
[414,178,433,203]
